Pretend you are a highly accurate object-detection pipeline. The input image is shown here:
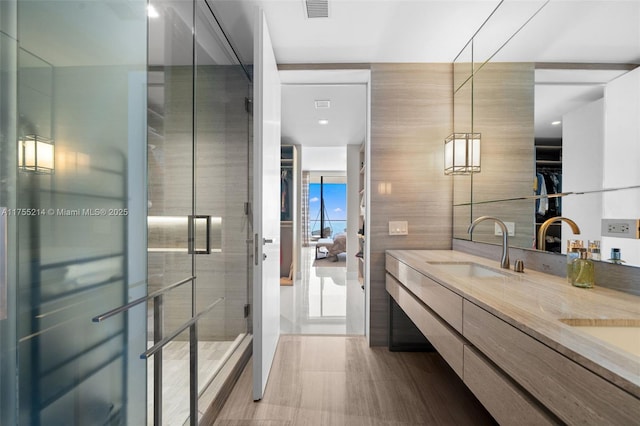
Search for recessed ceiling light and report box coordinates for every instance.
[148,4,159,18]
[315,100,330,109]
[318,119,329,125]
[551,121,561,126]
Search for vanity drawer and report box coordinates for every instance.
[386,273,465,378]
[385,254,463,332]
[463,345,556,425]
[463,300,640,425]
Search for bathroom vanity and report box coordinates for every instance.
[385,250,639,425]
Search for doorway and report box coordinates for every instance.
[278,70,370,336]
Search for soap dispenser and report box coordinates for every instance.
[566,239,583,283]
[572,248,595,288]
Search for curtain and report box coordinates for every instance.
[301,171,310,246]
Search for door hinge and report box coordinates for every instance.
[245,97,253,114]
[244,202,250,216]
[244,303,251,318]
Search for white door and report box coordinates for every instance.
[253,8,281,401]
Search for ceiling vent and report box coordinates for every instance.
[315,100,331,109]
[304,0,329,19]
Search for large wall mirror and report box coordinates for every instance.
[453,0,640,267]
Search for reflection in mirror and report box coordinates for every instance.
[471,0,547,69]
[451,0,640,268]
[453,39,473,92]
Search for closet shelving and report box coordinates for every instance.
[358,143,365,289]
[280,146,295,285]
[535,142,562,252]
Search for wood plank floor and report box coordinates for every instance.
[213,335,496,425]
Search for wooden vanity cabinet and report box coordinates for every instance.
[464,301,640,425]
[386,255,556,425]
[463,345,555,425]
[385,254,462,332]
[386,253,640,425]
[386,273,465,377]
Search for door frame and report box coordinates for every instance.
[278,68,372,342]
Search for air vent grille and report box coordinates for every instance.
[305,0,329,19]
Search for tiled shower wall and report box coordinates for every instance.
[148,65,249,341]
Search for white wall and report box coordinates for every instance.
[562,98,604,250]
[562,68,640,266]
[602,67,640,265]
[302,146,347,171]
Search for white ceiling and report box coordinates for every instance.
[534,69,629,139]
[210,1,639,167]
[211,0,503,65]
[281,83,367,147]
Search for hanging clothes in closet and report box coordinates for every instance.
[535,169,562,219]
[281,168,292,221]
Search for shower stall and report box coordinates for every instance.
[0,0,252,424]
[146,0,252,423]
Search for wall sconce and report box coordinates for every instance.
[444,133,480,175]
[18,135,55,174]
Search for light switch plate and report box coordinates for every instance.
[389,221,408,235]
[494,222,515,236]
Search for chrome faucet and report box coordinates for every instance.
[537,216,581,251]
[467,216,510,269]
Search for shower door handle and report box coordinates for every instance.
[0,208,7,320]
[188,215,211,255]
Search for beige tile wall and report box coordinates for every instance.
[369,63,454,346]
[148,65,250,341]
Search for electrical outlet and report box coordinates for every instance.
[601,219,640,239]
[494,222,515,236]
[608,223,629,233]
[389,221,408,235]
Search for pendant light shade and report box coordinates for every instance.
[444,133,480,175]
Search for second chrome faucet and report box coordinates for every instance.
[468,216,510,269]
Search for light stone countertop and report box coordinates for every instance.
[386,249,640,398]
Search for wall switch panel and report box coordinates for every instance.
[494,222,515,236]
[389,221,408,235]
[601,219,640,239]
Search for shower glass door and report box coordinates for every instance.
[147,0,251,423]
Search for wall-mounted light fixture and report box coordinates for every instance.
[444,133,480,175]
[18,135,55,174]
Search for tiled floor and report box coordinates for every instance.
[214,335,496,425]
[147,338,242,425]
[280,246,365,335]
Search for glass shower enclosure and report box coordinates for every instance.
[1,0,148,424]
[0,0,251,424]
[146,0,252,424]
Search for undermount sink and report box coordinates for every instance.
[426,261,510,278]
[560,318,640,357]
